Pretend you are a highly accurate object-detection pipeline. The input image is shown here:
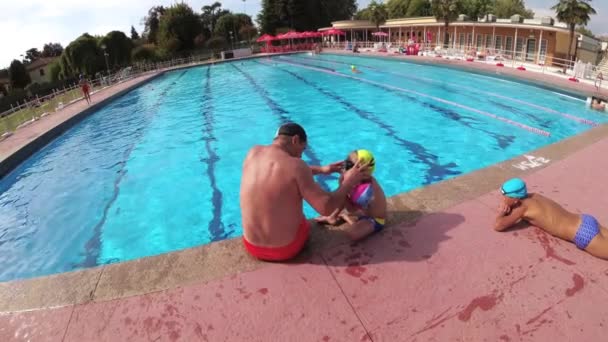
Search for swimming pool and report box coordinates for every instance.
[1,53,606,281]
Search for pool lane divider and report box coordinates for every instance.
[273,58,551,137]
[79,70,189,268]
[255,59,462,184]
[290,55,597,127]
[201,66,230,242]
[230,63,336,189]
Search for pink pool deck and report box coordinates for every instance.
[2,130,607,341]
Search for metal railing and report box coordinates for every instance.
[329,40,607,87]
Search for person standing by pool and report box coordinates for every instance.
[79,75,92,105]
[494,178,608,259]
[240,123,369,261]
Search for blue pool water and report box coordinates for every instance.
[1,53,606,281]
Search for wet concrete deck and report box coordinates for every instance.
[0,52,607,341]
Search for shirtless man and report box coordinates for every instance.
[240,123,369,261]
[495,178,608,260]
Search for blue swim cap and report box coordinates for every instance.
[501,178,528,199]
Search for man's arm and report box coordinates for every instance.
[309,161,344,175]
[296,161,356,216]
[495,205,527,232]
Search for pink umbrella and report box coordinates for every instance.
[301,31,315,38]
[322,28,346,36]
[256,34,276,42]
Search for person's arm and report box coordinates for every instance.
[494,205,527,232]
[296,160,363,216]
[310,161,343,175]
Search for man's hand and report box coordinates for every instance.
[341,160,369,188]
[321,161,344,174]
[498,203,511,217]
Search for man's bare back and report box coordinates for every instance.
[495,178,608,260]
[240,144,307,247]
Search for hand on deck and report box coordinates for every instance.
[497,203,511,217]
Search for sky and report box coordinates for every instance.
[1,0,606,68]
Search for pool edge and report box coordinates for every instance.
[1,122,607,313]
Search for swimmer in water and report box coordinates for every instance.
[495,178,608,260]
[351,65,362,74]
[315,150,387,241]
[591,97,606,112]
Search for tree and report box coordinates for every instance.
[194,33,207,49]
[8,60,31,89]
[58,53,74,80]
[258,0,356,34]
[24,48,42,63]
[461,0,492,21]
[368,0,388,30]
[387,0,433,18]
[239,25,258,42]
[258,0,283,34]
[552,0,597,67]
[492,0,534,19]
[49,61,62,82]
[355,8,372,20]
[215,13,254,42]
[131,26,140,40]
[143,6,165,44]
[201,2,230,34]
[206,36,227,52]
[99,31,134,69]
[42,43,64,57]
[62,33,104,76]
[157,3,202,54]
[576,26,595,38]
[432,0,462,48]
[132,44,158,62]
[0,83,7,96]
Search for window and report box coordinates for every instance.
[39,68,45,77]
[467,33,473,48]
[539,39,548,63]
[525,39,537,62]
[505,36,514,55]
[505,37,513,53]
[476,34,483,49]
[515,37,525,60]
[485,34,492,48]
[459,33,465,49]
[494,36,503,53]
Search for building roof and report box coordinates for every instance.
[25,57,57,71]
[327,15,573,35]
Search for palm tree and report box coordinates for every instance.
[369,0,388,32]
[551,0,597,70]
[431,0,461,48]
